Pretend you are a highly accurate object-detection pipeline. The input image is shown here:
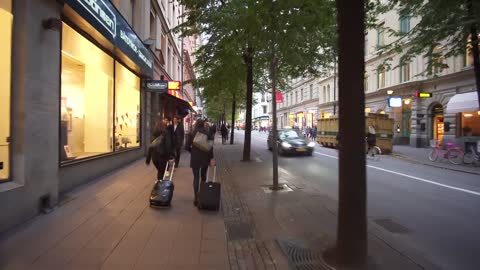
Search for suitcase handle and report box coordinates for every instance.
[163,160,175,181]
[206,165,216,183]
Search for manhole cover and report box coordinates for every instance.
[374,218,410,234]
[225,222,253,241]
[277,239,334,270]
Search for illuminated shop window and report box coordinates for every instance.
[114,62,140,150]
[61,23,114,161]
[0,0,12,181]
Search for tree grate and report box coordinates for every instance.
[277,239,334,270]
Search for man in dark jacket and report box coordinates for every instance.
[172,115,185,168]
[186,119,215,206]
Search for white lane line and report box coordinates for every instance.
[313,151,480,197]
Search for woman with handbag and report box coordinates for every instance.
[146,121,175,180]
[186,119,215,206]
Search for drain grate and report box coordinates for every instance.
[225,222,253,241]
[374,218,410,234]
[277,239,334,270]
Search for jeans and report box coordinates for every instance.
[192,167,208,196]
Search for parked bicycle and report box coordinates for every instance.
[428,140,464,165]
[463,144,480,166]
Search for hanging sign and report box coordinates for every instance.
[275,92,283,103]
[145,80,168,91]
[414,92,433,98]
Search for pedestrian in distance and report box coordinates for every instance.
[186,119,215,206]
[146,120,175,180]
[220,123,228,144]
[172,115,185,168]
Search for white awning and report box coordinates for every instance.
[446,92,479,114]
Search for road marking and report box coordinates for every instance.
[313,151,480,197]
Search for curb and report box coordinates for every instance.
[391,153,480,176]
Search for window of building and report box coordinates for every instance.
[364,71,369,92]
[295,91,298,103]
[149,9,156,40]
[261,92,265,102]
[60,23,141,163]
[323,86,326,103]
[290,93,293,105]
[115,62,141,150]
[400,62,410,82]
[431,46,445,75]
[376,29,385,48]
[327,85,331,102]
[61,23,114,161]
[310,84,313,99]
[399,17,410,33]
[131,0,135,26]
[0,0,12,181]
[262,105,267,114]
[301,88,304,101]
[377,66,386,88]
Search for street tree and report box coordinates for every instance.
[256,0,336,189]
[175,0,266,161]
[369,0,480,108]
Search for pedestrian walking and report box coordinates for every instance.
[220,123,228,144]
[172,115,185,168]
[186,119,215,206]
[312,126,318,141]
[146,120,175,180]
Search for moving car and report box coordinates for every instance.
[267,129,315,156]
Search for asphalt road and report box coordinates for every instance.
[236,130,480,270]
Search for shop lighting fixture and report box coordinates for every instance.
[464,113,473,117]
[404,99,411,105]
[478,111,480,115]
[387,90,394,95]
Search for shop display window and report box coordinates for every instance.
[114,63,140,150]
[0,0,12,181]
[61,23,114,161]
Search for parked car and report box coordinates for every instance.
[267,129,315,156]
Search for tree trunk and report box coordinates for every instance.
[468,0,480,108]
[325,0,367,267]
[271,56,279,189]
[242,47,254,161]
[230,93,236,144]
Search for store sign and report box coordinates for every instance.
[168,81,181,90]
[65,0,153,76]
[388,97,402,107]
[275,92,283,103]
[145,80,168,91]
[414,91,433,98]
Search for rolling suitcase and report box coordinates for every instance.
[197,166,221,211]
[150,161,175,207]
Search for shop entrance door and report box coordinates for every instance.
[431,104,444,143]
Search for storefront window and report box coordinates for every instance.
[461,112,480,136]
[0,0,12,181]
[114,63,140,150]
[61,23,114,161]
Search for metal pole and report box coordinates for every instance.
[333,57,337,116]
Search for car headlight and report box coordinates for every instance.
[281,142,292,148]
[307,142,316,147]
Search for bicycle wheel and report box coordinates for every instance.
[447,149,464,165]
[371,146,381,161]
[463,151,475,164]
[428,149,438,161]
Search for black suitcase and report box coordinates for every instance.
[150,161,175,207]
[197,166,221,211]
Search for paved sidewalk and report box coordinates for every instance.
[213,140,438,270]
[0,153,229,270]
[392,145,480,175]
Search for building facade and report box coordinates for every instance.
[252,92,271,129]
[276,10,478,148]
[0,0,195,234]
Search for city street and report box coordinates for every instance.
[241,130,480,270]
